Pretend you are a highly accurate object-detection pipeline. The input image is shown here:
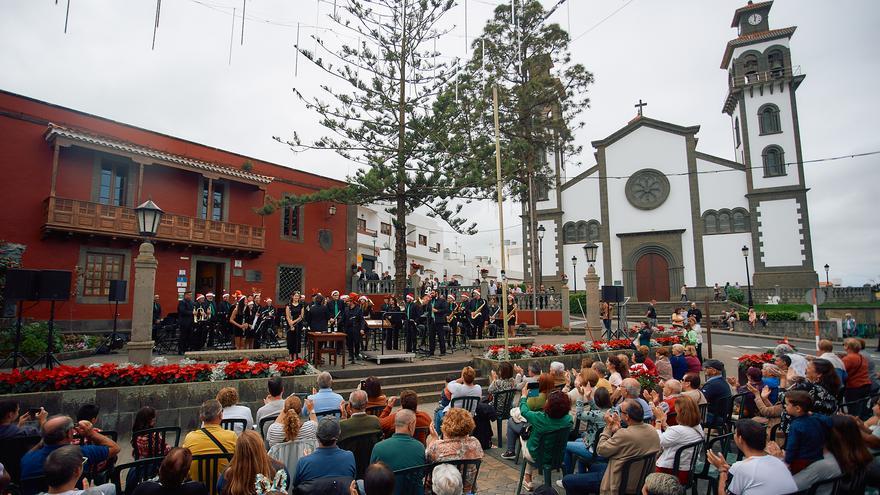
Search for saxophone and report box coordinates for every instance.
[446,303,458,323]
[194,306,206,323]
[470,300,486,320]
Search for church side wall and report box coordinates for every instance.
[560,169,603,286]
[604,127,697,286]
[703,233,754,287]
[696,159,748,211]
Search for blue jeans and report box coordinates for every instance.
[506,420,524,452]
[561,462,608,492]
[434,408,445,433]
[563,440,593,474]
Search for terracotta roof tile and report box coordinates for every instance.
[720,26,796,68]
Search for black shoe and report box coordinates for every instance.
[500,451,516,460]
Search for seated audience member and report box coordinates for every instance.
[436,367,482,427]
[216,387,254,436]
[642,472,684,495]
[812,339,846,381]
[71,404,113,472]
[726,367,764,419]
[42,445,115,495]
[340,390,381,443]
[512,361,542,390]
[782,391,832,474]
[701,360,732,428]
[370,409,425,474]
[218,430,287,495]
[132,406,171,459]
[425,409,483,495]
[563,385,613,474]
[430,463,463,495]
[293,418,356,489]
[559,399,660,493]
[654,348,673,381]
[680,373,707,406]
[550,361,568,388]
[636,346,656,372]
[255,377,286,427]
[267,395,317,448]
[0,399,46,439]
[842,338,872,418]
[132,447,209,495]
[669,345,688,381]
[518,390,572,491]
[435,374,460,411]
[378,390,432,443]
[308,372,346,416]
[487,361,517,395]
[0,464,8,495]
[683,347,702,375]
[825,415,873,492]
[21,415,120,479]
[362,376,388,413]
[501,373,555,459]
[706,419,797,495]
[760,363,782,404]
[776,343,807,379]
[606,355,628,388]
[590,362,614,393]
[652,396,703,484]
[612,378,654,422]
[352,462,395,495]
[182,400,237,482]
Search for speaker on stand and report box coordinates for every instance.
[97,280,127,354]
[1,269,39,370]
[601,285,627,340]
[29,270,72,370]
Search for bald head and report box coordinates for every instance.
[395,409,416,435]
[43,415,75,446]
[349,390,368,411]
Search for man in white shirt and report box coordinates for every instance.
[255,376,285,434]
[707,419,797,495]
[811,340,846,371]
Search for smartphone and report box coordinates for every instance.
[28,407,40,417]
[526,381,539,390]
[360,380,366,389]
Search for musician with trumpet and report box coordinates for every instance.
[466,289,488,340]
[176,291,194,355]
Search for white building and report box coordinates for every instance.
[530,1,818,301]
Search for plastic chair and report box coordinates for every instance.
[111,457,165,495]
[788,474,843,495]
[220,418,247,434]
[670,438,705,494]
[0,434,40,483]
[258,414,279,446]
[450,396,480,414]
[19,476,47,495]
[315,409,341,420]
[515,426,571,495]
[436,458,482,495]
[693,433,734,495]
[132,426,181,459]
[338,431,383,479]
[191,453,233,495]
[366,405,386,417]
[616,451,659,495]
[413,426,430,445]
[491,389,518,447]
[392,463,429,495]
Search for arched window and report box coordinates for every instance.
[762,146,786,177]
[733,209,750,232]
[758,104,781,134]
[743,55,759,82]
[576,221,588,242]
[734,117,741,147]
[563,222,577,243]
[718,212,731,232]
[768,50,785,76]
[587,221,600,242]
[704,213,718,234]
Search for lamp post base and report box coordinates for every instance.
[128,241,158,366]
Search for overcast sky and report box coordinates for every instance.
[1,0,878,286]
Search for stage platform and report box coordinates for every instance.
[361,349,416,364]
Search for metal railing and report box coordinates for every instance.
[512,292,563,310]
[729,65,801,88]
[357,227,378,237]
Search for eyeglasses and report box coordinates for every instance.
[82,457,89,468]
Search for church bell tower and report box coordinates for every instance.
[721,1,817,289]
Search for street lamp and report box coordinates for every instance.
[571,255,578,291]
[742,245,753,307]
[328,204,337,217]
[536,225,545,287]
[583,241,598,265]
[129,200,164,365]
[824,264,830,295]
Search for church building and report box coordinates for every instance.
[529,1,818,301]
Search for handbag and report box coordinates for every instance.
[520,424,532,440]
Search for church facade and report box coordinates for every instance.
[528,1,818,301]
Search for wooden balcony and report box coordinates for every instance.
[357,226,378,237]
[43,196,265,253]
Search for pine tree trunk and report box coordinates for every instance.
[393,0,408,298]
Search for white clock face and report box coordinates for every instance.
[748,13,763,25]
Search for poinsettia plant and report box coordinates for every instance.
[654,336,681,346]
[0,359,314,394]
[630,364,662,392]
[737,353,775,371]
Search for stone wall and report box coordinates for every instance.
[2,374,319,434]
[732,320,839,340]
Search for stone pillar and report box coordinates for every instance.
[560,283,571,330]
[585,264,602,340]
[480,279,489,299]
[129,242,157,365]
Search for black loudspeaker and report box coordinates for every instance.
[601,285,624,302]
[37,270,72,301]
[3,269,39,301]
[108,280,127,302]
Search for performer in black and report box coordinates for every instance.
[152,294,162,341]
[456,293,472,344]
[428,290,448,356]
[228,295,249,350]
[344,293,364,363]
[403,293,421,353]
[327,290,345,332]
[192,293,209,351]
[308,293,330,332]
[176,292,194,355]
[383,295,402,350]
[243,297,259,349]
[255,297,277,348]
[203,293,218,348]
[215,293,233,347]
[467,289,488,340]
[506,293,519,337]
[285,292,306,359]
[486,295,500,338]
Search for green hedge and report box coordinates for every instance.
[0,322,64,357]
[569,292,587,315]
[764,310,801,321]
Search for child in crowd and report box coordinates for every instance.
[783,390,832,474]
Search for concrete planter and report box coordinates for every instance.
[468,337,536,356]
[1,373,319,434]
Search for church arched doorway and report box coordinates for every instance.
[635,253,670,301]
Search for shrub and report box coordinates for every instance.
[569,292,587,315]
[765,311,800,321]
[727,287,745,304]
[0,322,63,357]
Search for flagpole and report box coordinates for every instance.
[493,85,510,356]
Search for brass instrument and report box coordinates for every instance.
[194,306,207,323]
[488,306,500,322]
[446,303,458,323]
[470,300,486,320]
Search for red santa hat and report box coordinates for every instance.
[195,293,205,301]
[405,294,414,301]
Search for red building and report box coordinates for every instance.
[0,90,355,331]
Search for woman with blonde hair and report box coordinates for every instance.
[266,395,317,448]
[683,346,702,375]
[218,430,288,495]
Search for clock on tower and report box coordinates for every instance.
[732,1,771,36]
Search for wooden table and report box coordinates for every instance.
[306,332,347,369]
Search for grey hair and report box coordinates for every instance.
[317,371,333,389]
[528,361,542,375]
[621,378,641,398]
[431,463,463,495]
[349,390,367,411]
[592,361,608,375]
[550,361,564,373]
[774,343,794,357]
[395,409,416,429]
[42,415,75,445]
[664,379,682,395]
[200,399,223,422]
[643,472,684,495]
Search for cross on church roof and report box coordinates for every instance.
[635,99,648,117]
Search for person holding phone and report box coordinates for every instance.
[0,400,48,439]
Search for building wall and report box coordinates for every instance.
[0,90,349,324]
[702,233,754,287]
[695,158,748,212]
[756,198,805,267]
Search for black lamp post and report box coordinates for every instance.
[583,241,598,265]
[537,224,545,287]
[135,199,164,238]
[742,245,753,307]
[571,256,578,291]
[824,264,830,295]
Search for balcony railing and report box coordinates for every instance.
[406,240,416,247]
[729,66,800,88]
[357,227,378,237]
[44,196,265,252]
[429,246,440,253]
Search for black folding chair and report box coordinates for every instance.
[19,476,47,495]
[788,474,843,495]
[315,409,341,420]
[191,453,234,495]
[449,396,480,414]
[515,427,570,495]
[693,433,734,495]
[220,418,248,434]
[491,389,518,447]
[615,451,658,495]
[111,457,165,495]
[338,431,383,479]
[132,426,181,459]
[258,414,279,446]
[413,425,430,445]
[436,459,482,495]
[671,438,705,494]
[366,405,386,417]
[393,463,429,495]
